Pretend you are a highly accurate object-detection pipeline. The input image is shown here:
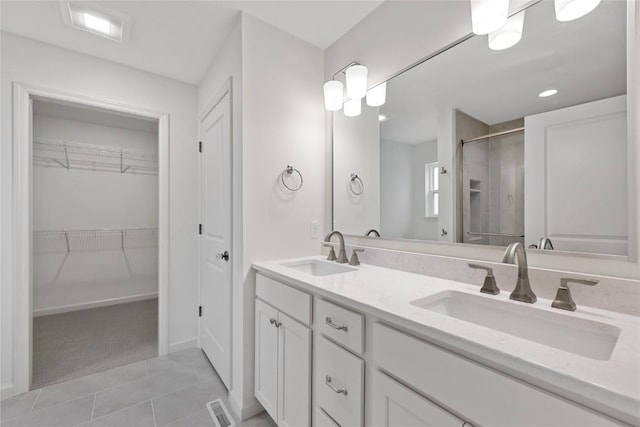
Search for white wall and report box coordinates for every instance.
[197,13,324,419]
[32,113,158,315]
[1,32,198,396]
[380,139,412,238]
[333,104,380,235]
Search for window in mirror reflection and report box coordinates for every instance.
[426,162,439,218]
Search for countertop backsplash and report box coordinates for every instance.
[328,245,640,317]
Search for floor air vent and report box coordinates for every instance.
[207,399,235,427]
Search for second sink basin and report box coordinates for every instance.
[410,290,620,361]
[281,259,356,277]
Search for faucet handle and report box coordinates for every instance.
[552,277,599,311]
[468,263,500,295]
[349,248,364,266]
[323,243,337,261]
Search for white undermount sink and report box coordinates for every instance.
[281,259,357,276]
[410,290,621,361]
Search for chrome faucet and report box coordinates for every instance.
[537,237,554,250]
[324,231,348,264]
[502,242,536,303]
[365,229,380,237]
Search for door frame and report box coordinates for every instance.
[12,82,170,395]
[197,77,233,386]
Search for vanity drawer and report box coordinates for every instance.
[372,323,623,426]
[316,336,364,427]
[256,273,312,326]
[316,407,340,427]
[316,298,364,354]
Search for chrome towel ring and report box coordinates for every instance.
[350,173,364,195]
[281,165,303,191]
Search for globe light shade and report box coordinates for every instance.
[344,98,362,117]
[323,80,344,111]
[346,65,368,100]
[554,0,601,22]
[366,82,387,107]
[470,0,509,35]
[489,10,525,51]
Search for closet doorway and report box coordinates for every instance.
[12,84,169,394]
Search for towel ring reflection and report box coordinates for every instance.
[281,165,303,191]
[350,173,364,195]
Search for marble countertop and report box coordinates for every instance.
[253,256,640,424]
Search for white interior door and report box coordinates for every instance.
[199,89,232,388]
[525,95,627,255]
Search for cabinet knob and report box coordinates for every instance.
[269,318,281,328]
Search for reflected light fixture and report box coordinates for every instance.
[470,0,509,35]
[378,114,390,122]
[344,99,362,117]
[366,82,387,107]
[539,89,559,97]
[323,80,344,111]
[489,10,525,50]
[346,65,368,100]
[554,0,601,22]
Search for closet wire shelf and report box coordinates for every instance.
[33,138,158,175]
[34,228,158,253]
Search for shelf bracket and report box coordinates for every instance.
[53,146,70,169]
[120,152,131,174]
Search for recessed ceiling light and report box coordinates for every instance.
[539,89,559,98]
[61,2,131,43]
[83,13,111,35]
[378,114,390,122]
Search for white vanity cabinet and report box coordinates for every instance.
[255,274,312,427]
[372,322,626,427]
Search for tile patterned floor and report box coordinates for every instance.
[1,348,276,427]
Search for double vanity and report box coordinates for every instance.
[252,256,640,426]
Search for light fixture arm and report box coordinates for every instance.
[331,61,361,80]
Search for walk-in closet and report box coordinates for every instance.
[31,100,159,389]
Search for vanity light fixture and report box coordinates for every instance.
[470,0,509,35]
[366,82,387,107]
[539,89,559,98]
[344,99,362,117]
[346,65,369,100]
[488,10,525,50]
[323,80,344,111]
[554,0,601,22]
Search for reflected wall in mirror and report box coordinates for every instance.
[332,0,629,257]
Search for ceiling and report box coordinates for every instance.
[0,1,382,85]
[378,0,626,144]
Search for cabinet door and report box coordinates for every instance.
[278,311,311,427]
[255,299,279,421]
[371,371,464,427]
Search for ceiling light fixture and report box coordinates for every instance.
[554,0,601,22]
[366,82,387,107]
[489,10,525,50]
[539,89,559,98]
[470,0,509,35]
[61,2,130,42]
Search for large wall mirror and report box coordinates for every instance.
[332,0,631,258]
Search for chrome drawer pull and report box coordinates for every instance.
[325,317,348,331]
[325,375,348,396]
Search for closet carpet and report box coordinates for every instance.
[32,298,158,390]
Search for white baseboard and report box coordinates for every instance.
[1,383,15,400]
[229,393,264,422]
[169,338,198,353]
[33,293,158,317]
